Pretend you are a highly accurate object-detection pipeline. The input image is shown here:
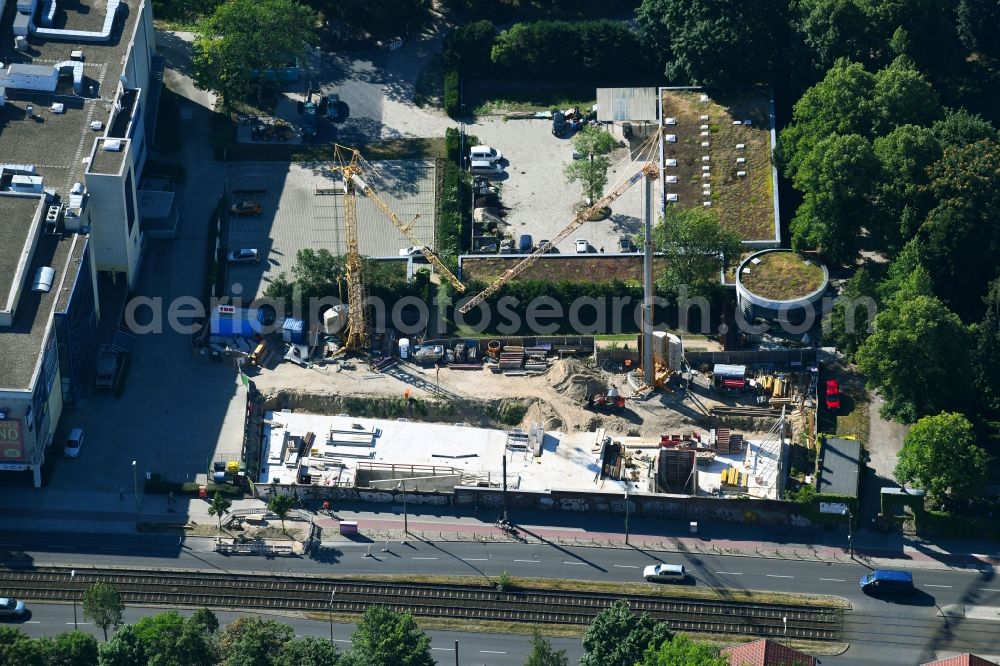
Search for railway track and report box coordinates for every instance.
[0,566,843,641]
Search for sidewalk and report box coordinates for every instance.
[2,491,998,572]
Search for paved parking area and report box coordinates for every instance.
[466,118,646,254]
[226,160,438,299]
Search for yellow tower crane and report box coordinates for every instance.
[330,144,466,352]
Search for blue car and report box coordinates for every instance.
[860,569,914,596]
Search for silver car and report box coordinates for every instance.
[227,248,260,264]
[0,597,26,618]
[643,564,687,583]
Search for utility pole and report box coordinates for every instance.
[501,454,508,522]
[624,490,630,545]
[454,639,459,666]
[131,460,140,519]
[844,507,854,558]
[398,480,409,544]
[329,588,335,644]
[71,570,78,631]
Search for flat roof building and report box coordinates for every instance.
[0,0,157,487]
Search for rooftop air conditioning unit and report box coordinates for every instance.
[104,139,122,151]
[665,159,677,167]
[666,193,678,201]
[32,266,55,292]
[664,117,676,125]
[665,134,676,143]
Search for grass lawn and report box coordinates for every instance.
[660,88,776,243]
[461,256,668,286]
[741,251,825,301]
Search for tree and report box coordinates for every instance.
[916,139,1000,321]
[572,126,618,161]
[46,631,99,666]
[267,493,296,531]
[895,412,992,506]
[580,600,672,666]
[856,293,972,422]
[82,583,125,641]
[564,155,612,207]
[208,492,233,537]
[870,57,942,135]
[192,0,318,108]
[637,635,729,666]
[348,606,433,666]
[824,266,877,360]
[653,207,742,299]
[872,124,941,248]
[0,627,32,666]
[972,279,1000,419]
[98,625,147,666]
[276,637,342,666]
[931,109,999,149]
[792,0,876,72]
[956,0,1000,58]
[524,629,569,666]
[636,0,791,85]
[778,59,875,180]
[323,0,430,41]
[442,20,496,75]
[218,617,294,666]
[790,133,880,264]
[132,610,216,666]
[190,608,220,635]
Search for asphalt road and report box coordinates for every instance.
[3,531,999,665]
[9,603,582,666]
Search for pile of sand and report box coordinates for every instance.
[548,359,607,404]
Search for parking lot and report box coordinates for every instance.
[466,117,645,255]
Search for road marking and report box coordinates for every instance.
[24,621,40,624]
[613,565,640,569]
[331,639,351,643]
[767,575,794,578]
[411,557,438,560]
[462,558,489,561]
[715,571,742,575]
[563,561,588,565]
[513,559,539,563]
[820,578,846,582]
[480,650,507,654]
[432,647,454,651]
[981,588,1000,592]
[66,622,92,625]
[925,584,952,588]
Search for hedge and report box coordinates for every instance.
[444,70,461,118]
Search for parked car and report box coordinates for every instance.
[324,93,340,120]
[538,239,553,253]
[618,236,634,253]
[643,564,688,583]
[518,234,533,253]
[825,379,841,411]
[575,239,589,254]
[552,110,566,137]
[64,428,84,458]
[499,239,514,254]
[227,248,260,264]
[469,145,503,163]
[230,200,262,216]
[470,161,505,178]
[399,246,424,257]
[0,597,26,618]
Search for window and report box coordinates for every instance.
[124,171,136,235]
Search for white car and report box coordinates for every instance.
[469,145,503,163]
[0,597,26,618]
[643,564,687,583]
[399,246,424,257]
[64,428,84,458]
[575,239,589,254]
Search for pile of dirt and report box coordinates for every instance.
[548,359,607,404]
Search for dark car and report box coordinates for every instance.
[552,111,566,137]
[860,569,914,597]
[519,234,533,253]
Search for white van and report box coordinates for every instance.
[470,160,505,178]
[643,563,687,583]
[469,145,503,163]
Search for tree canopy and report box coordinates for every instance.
[580,600,672,666]
[82,583,125,641]
[653,207,742,299]
[217,617,295,666]
[824,266,877,360]
[348,606,434,666]
[895,412,992,506]
[192,0,318,107]
[637,634,729,666]
[524,629,569,666]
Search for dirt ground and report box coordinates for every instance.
[245,355,798,441]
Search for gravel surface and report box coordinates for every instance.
[466,118,647,255]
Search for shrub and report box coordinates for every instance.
[443,20,496,74]
[444,70,461,117]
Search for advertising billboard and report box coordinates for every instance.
[0,419,25,462]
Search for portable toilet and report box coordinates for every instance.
[398,338,410,359]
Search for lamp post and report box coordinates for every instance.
[624,490,630,545]
[131,460,140,519]
[843,507,854,558]
[397,481,408,544]
[329,588,335,644]
[71,570,78,631]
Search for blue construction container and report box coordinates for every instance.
[282,318,305,344]
[211,307,263,338]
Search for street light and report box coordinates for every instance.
[624,490,630,546]
[71,570,78,631]
[131,460,140,518]
[842,507,854,558]
[329,588,335,644]
[397,481,408,544]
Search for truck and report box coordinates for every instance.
[95,347,124,390]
